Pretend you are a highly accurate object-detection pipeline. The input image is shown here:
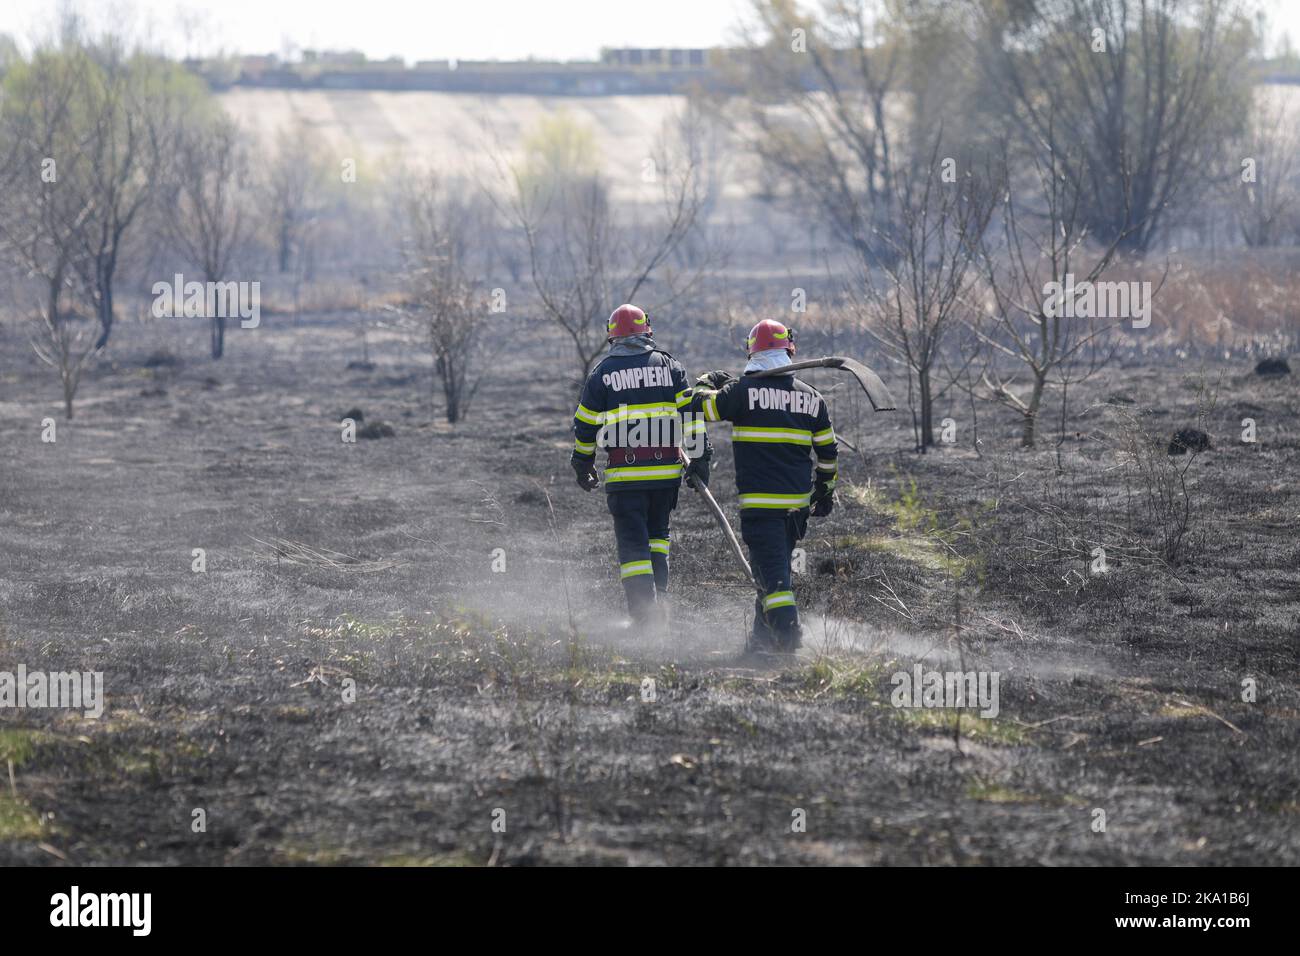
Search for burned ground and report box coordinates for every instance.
[1,312,1297,865]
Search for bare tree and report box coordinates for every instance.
[971,0,1255,252]
[0,33,20,76]
[971,146,1140,448]
[509,111,708,388]
[856,143,998,451]
[30,303,100,419]
[263,120,328,275]
[0,45,97,354]
[1232,86,1300,248]
[166,112,252,359]
[395,172,490,424]
[729,0,903,261]
[3,35,206,349]
[68,43,203,348]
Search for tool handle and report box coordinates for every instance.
[692,482,761,593]
[748,357,839,377]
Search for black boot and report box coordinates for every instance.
[632,597,669,638]
[773,621,803,654]
[745,603,779,655]
[623,574,658,627]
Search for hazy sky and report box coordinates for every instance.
[0,0,748,60]
[1,0,1297,62]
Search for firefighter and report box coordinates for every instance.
[690,319,837,653]
[570,304,711,625]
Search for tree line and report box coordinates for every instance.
[1,1,1293,446]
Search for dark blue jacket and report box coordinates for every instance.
[693,372,837,510]
[572,349,707,491]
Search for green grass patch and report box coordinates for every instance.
[831,532,969,576]
[797,656,890,698]
[0,728,41,767]
[967,782,1040,803]
[1158,701,1209,719]
[967,781,1088,806]
[892,707,1031,745]
[273,705,314,723]
[110,738,205,779]
[115,747,164,781]
[0,794,43,840]
[839,479,972,578]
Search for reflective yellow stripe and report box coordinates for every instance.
[608,401,678,412]
[739,492,811,509]
[604,464,684,483]
[649,538,670,555]
[815,458,838,471]
[763,590,795,610]
[620,560,653,578]
[675,389,692,409]
[603,402,679,423]
[732,427,812,445]
[682,418,706,434]
[574,438,597,455]
[813,427,836,445]
[704,395,720,422]
[575,404,603,425]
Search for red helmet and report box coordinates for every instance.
[746,319,796,356]
[607,304,651,341]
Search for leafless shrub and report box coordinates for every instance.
[29,305,100,419]
[969,142,1141,448]
[972,466,1145,594]
[1102,378,1218,566]
[853,141,999,451]
[392,171,493,423]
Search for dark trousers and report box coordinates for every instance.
[607,486,678,619]
[740,508,809,638]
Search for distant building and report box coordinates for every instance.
[202,46,734,95]
[321,50,367,66]
[240,54,278,74]
[601,48,708,69]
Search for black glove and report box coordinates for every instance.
[811,483,835,517]
[695,370,734,390]
[571,457,598,491]
[683,452,711,490]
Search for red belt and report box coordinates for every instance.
[605,446,684,465]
